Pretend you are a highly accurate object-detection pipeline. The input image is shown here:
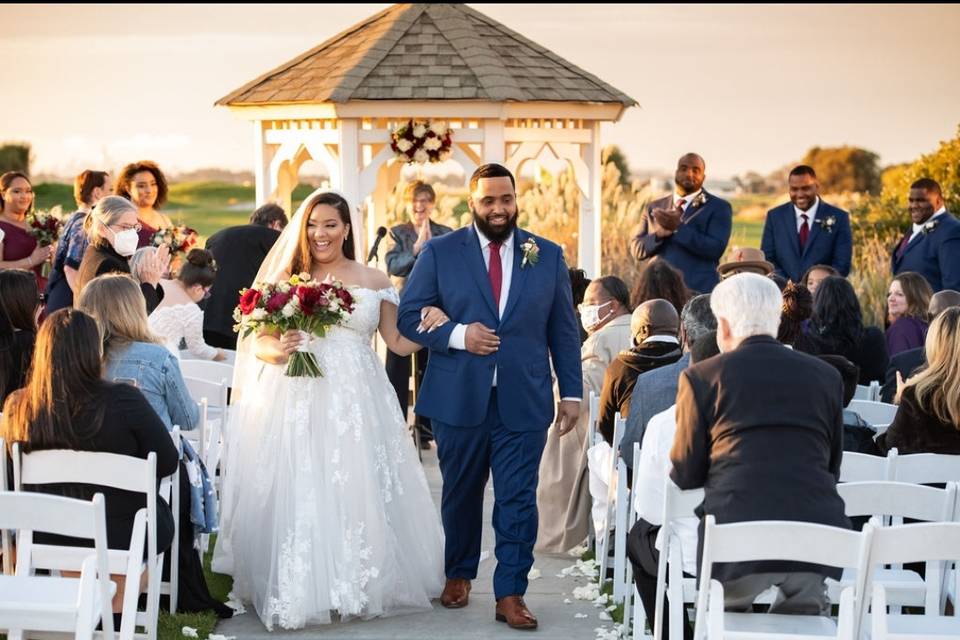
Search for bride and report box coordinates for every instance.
[213,189,445,630]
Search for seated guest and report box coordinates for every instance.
[877,307,960,455]
[802,264,839,299]
[0,309,178,619]
[807,275,888,384]
[626,331,721,640]
[536,275,632,553]
[671,273,850,615]
[598,299,683,444]
[0,269,39,405]
[630,257,691,315]
[77,195,168,314]
[150,249,225,361]
[881,289,960,402]
[885,271,932,357]
[569,268,591,345]
[818,355,881,455]
[620,294,717,468]
[716,246,774,280]
[778,281,818,353]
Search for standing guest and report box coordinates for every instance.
[631,153,732,294]
[878,307,960,455]
[778,281,818,353]
[630,256,691,315]
[671,273,850,615]
[44,170,111,313]
[0,172,53,291]
[536,275,632,553]
[385,181,454,448]
[891,178,960,292]
[881,289,960,403]
[620,294,716,469]
[114,160,172,249]
[802,264,839,299]
[150,249,225,361]
[761,165,853,282]
[77,195,169,314]
[0,269,39,405]
[716,246,774,281]
[885,271,932,357]
[807,276,888,384]
[203,203,287,350]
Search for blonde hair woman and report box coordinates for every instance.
[879,306,960,454]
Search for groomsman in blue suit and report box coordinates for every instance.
[631,153,732,293]
[760,165,852,283]
[398,163,583,630]
[891,178,960,292]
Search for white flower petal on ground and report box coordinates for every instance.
[598,611,613,621]
[575,613,589,619]
[479,550,490,562]
[528,568,541,580]
[181,628,199,638]
[568,544,588,557]
[563,598,572,604]
[209,635,237,640]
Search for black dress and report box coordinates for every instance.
[76,241,164,314]
[0,329,35,406]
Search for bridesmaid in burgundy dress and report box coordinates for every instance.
[0,172,53,291]
[114,161,173,248]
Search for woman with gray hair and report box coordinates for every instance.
[76,195,171,313]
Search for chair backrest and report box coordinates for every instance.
[613,412,625,449]
[0,437,9,575]
[837,481,957,522]
[178,360,233,389]
[853,381,881,402]
[847,400,898,428]
[183,375,228,411]
[588,391,600,446]
[894,453,960,485]
[840,449,898,482]
[662,478,705,522]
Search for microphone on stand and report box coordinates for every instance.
[366,226,388,264]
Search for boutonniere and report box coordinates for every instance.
[816,215,837,233]
[520,237,540,268]
[691,192,708,208]
[922,219,940,235]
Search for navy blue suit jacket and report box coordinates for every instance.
[630,191,732,293]
[397,225,582,431]
[760,200,852,283]
[891,212,960,292]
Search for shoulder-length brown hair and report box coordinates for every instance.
[892,271,933,322]
[289,192,355,275]
[114,160,168,209]
[75,273,159,354]
[1,309,106,451]
[905,306,960,427]
[0,269,38,333]
[630,257,690,314]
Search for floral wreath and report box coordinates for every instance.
[390,119,453,164]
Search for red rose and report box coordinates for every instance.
[296,285,326,316]
[238,289,262,315]
[264,291,291,314]
[336,288,354,310]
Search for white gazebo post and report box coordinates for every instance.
[581,121,603,278]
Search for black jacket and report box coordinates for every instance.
[808,325,889,385]
[76,242,164,314]
[670,335,850,582]
[880,347,925,404]
[877,386,960,455]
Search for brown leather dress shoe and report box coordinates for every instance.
[440,578,471,608]
[495,595,538,630]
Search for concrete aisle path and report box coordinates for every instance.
[213,444,615,640]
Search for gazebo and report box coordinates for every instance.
[216,3,636,275]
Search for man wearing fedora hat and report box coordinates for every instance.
[761,165,852,283]
[717,246,775,280]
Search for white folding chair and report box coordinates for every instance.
[868,523,960,639]
[0,437,10,576]
[693,516,870,640]
[852,381,881,403]
[847,400,898,430]
[586,391,601,552]
[598,413,625,590]
[13,447,166,640]
[178,359,233,388]
[159,429,182,614]
[613,452,631,604]
[839,448,898,482]
[0,491,115,640]
[833,481,956,613]
[893,453,960,485]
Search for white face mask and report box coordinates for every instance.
[580,300,613,332]
[108,226,139,257]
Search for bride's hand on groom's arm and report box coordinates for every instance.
[417,306,449,334]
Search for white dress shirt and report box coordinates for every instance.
[674,189,702,213]
[908,207,948,243]
[633,404,699,576]
[794,197,821,232]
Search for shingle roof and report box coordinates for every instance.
[217,3,637,106]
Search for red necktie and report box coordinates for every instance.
[488,241,503,311]
[799,214,810,249]
[896,233,911,259]
[676,198,686,214]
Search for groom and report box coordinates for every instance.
[398,163,582,630]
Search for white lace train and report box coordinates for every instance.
[213,287,444,630]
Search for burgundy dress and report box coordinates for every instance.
[137,220,158,249]
[0,220,46,291]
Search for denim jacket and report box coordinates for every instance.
[105,341,199,430]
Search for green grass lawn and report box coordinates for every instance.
[157,535,233,640]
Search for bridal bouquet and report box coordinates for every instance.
[233,273,356,377]
[150,225,199,259]
[26,205,64,277]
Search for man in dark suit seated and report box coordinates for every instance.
[670,273,850,615]
[630,153,732,294]
[760,165,852,283]
[202,203,287,350]
[880,289,960,402]
[891,178,960,292]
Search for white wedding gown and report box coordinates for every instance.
[213,286,445,630]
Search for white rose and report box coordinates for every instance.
[412,123,428,138]
[251,308,267,321]
[281,303,297,318]
[413,148,430,163]
[277,282,290,293]
[423,136,442,151]
[429,121,447,135]
[396,139,412,153]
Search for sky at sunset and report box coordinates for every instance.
[4,3,960,181]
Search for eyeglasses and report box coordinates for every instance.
[112,222,142,232]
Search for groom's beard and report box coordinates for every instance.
[472,207,518,244]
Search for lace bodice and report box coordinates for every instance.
[148,303,219,359]
[322,286,399,344]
